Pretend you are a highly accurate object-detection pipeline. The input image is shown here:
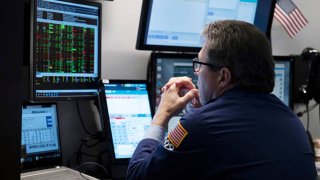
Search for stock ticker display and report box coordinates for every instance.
[32,0,101,99]
[35,23,95,82]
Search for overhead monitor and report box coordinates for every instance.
[272,56,294,108]
[30,0,101,101]
[98,80,153,161]
[148,52,197,132]
[136,0,276,52]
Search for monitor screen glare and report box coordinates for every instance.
[136,0,275,51]
[147,0,258,48]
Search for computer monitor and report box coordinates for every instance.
[272,56,294,108]
[30,0,101,101]
[148,52,197,131]
[136,0,276,52]
[21,103,61,170]
[149,54,294,131]
[98,80,153,162]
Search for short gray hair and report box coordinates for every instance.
[202,20,275,93]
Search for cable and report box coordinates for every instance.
[76,101,94,136]
[78,161,111,180]
[81,134,104,148]
[67,147,108,167]
[296,103,318,117]
[73,132,106,165]
[306,103,310,131]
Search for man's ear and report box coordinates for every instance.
[218,68,232,87]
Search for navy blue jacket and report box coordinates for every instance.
[127,88,317,179]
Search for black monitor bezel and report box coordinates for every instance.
[30,0,102,101]
[273,56,295,109]
[20,102,62,172]
[98,79,153,164]
[136,0,276,52]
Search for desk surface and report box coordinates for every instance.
[21,166,98,180]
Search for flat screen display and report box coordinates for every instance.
[30,0,101,101]
[272,56,294,108]
[21,103,61,170]
[136,0,276,52]
[149,53,294,132]
[149,53,197,131]
[99,80,153,160]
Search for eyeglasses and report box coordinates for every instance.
[192,58,221,72]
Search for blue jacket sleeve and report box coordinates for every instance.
[127,138,206,180]
[126,138,160,179]
[127,113,206,180]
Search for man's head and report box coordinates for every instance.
[195,20,275,104]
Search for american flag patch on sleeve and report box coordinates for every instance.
[168,121,188,148]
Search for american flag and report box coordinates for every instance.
[168,121,188,148]
[274,0,308,38]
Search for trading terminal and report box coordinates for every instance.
[1,0,320,179]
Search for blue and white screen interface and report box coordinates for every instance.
[272,61,291,107]
[146,0,258,47]
[21,104,60,163]
[104,83,152,159]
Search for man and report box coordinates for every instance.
[127,20,317,179]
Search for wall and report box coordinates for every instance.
[99,0,320,78]
[271,0,320,55]
[58,1,151,178]
[8,0,317,179]
[47,0,320,178]
[271,0,320,138]
[98,0,320,139]
[101,0,150,80]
